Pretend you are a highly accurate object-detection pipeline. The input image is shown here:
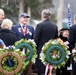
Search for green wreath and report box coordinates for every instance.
[40,38,70,69]
[46,45,66,65]
[16,42,33,61]
[15,39,37,63]
[0,39,37,75]
[72,48,76,62]
[0,49,28,75]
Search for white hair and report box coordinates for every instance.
[1,18,13,30]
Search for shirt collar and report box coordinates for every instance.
[19,23,26,28]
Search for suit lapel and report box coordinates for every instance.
[18,24,28,36]
[17,24,23,35]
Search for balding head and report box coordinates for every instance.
[0,9,4,14]
[0,9,5,22]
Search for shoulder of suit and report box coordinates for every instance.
[9,30,15,33]
[70,25,76,28]
[27,25,34,28]
[37,22,44,26]
[12,24,20,28]
[50,22,57,26]
[36,21,57,27]
[69,25,76,30]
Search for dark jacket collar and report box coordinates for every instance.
[0,29,16,34]
[43,18,50,22]
[59,35,68,42]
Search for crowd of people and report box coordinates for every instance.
[0,8,76,75]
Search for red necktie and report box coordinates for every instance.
[22,26,26,35]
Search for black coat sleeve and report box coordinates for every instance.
[33,24,41,45]
[68,26,75,50]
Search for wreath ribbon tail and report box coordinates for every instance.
[48,65,53,75]
[7,58,13,67]
[45,64,49,75]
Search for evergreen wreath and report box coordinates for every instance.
[14,39,37,63]
[0,48,27,75]
[0,39,37,75]
[72,48,76,62]
[40,38,70,69]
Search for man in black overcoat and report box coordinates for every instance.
[69,25,76,75]
[34,9,58,75]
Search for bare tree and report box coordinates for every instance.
[57,0,64,30]
[19,0,24,15]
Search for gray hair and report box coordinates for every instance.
[42,9,52,19]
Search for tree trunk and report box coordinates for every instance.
[18,0,24,19]
[57,0,64,30]
[27,6,31,24]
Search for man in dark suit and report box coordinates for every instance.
[12,13,34,40]
[68,25,76,75]
[12,12,34,75]
[34,9,58,75]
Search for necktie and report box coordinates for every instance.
[22,26,26,35]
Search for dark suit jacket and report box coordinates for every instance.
[69,25,76,49]
[68,25,76,70]
[12,24,34,40]
[34,19,58,54]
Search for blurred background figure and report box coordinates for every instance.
[0,18,18,46]
[73,15,76,24]
[68,23,76,75]
[56,28,70,75]
[58,28,69,42]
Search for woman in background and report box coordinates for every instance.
[0,18,18,46]
[56,28,70,75]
